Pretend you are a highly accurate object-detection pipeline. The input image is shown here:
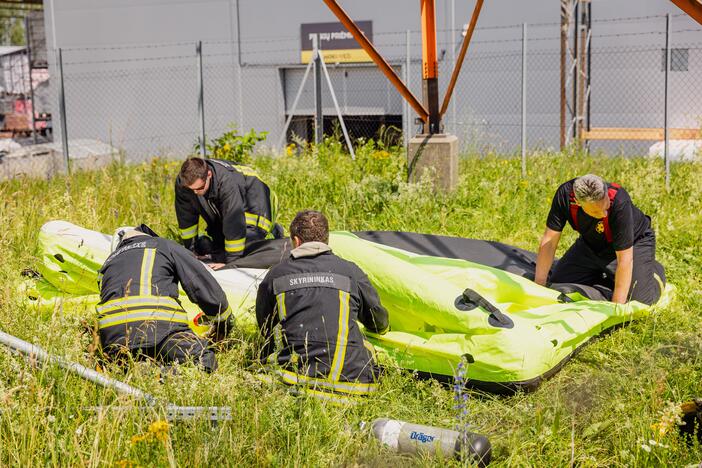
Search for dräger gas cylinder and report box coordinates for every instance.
[370,418,491,466]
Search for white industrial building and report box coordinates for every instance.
[41,0,702,159]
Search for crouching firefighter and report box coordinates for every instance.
[97,224,233,372]
[255,211,389,403]
[175,157,282,270]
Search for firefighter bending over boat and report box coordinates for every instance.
[256,210,389,403]
[535,174,665,305]
[175,157,282,270]
[97,224,233,372]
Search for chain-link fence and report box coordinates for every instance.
[1,13,700,180]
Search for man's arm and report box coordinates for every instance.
[535,228,562,285]
[174,179,200,251]
[218,185,248,264]
[255,274,276,337]
[169,241,232,327]
[612,247,634,304]
[352,266,389,334]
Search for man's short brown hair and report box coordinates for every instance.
[289,210,329,244]
[179,158,209,186]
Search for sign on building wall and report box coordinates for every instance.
[300,21,373,63]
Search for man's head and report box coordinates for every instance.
[289,210,329,248]
[179,158,212,195]
[573,174,610,219]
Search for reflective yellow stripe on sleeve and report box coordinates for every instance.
[211,305,233,323]
[234,165,261,178]
[180,224,198,240]
[245,212,273,233]
[275,292,286,320]
[224,238,245,253]
[245,212,259,228]
[258,215,273,232]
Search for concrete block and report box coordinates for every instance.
[407,133,459,192]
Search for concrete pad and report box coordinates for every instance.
[0,139,118,181]
[407,133,459,192]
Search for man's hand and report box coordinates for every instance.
[207,318,233,343]
[208,262,226,270]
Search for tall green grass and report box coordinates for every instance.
[0,144,700,466]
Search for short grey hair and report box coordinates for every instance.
[573,174,607,203]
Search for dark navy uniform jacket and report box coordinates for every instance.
[175,159,274,263]
[97,232,231,350]
[256,242,389,393]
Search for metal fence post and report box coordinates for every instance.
[56,47,70,174]
[664,14,671,190]
[25,16,37,145]
[521,23,527,178]
[313,35,323,145]
[404,29,411,150]
[235,0,244,130]
[450,0,456,135]
[197,41,207,157]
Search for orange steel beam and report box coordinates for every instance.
[670,0,702,25]
[322,0,429,122]
[420,0,441,133]
[420,0,438,79]
[440,0,484,116]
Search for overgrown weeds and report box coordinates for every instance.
[0,143,701,466]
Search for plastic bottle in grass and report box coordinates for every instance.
[369,418,491,466]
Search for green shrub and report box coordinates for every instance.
[194,125,268,164]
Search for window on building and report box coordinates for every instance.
[661,48,689,72]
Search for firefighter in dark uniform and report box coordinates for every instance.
[535,174,665,305]
[175,157,280,270]
[255,210,389,403]
[97,224,233,372]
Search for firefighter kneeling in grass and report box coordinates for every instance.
[256,211,389,403]
[97,224,233,372]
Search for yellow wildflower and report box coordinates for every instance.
[130,420,170,445]
[148,420,170,441]
[130,433,150,445]
[651,401,683,439]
